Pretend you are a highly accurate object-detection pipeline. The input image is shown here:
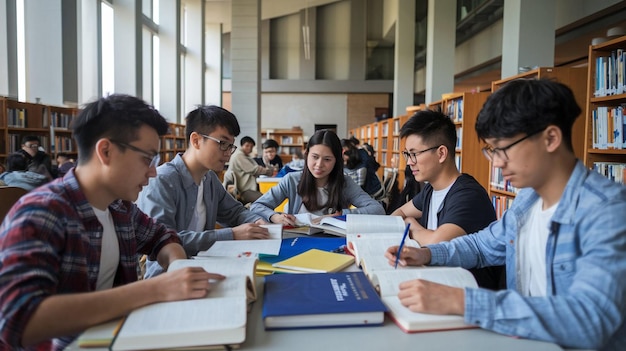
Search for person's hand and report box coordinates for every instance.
[154,267,225,301]
[270,213,297,226]
[397,279,465,315]
[384,246,431,267]
[254,218,268,225]
[232,223,270,240]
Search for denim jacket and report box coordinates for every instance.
[428,161,626,350]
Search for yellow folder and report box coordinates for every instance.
[271,249,355,273]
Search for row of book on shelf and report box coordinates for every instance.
[491,195,514,219]
[6,107,75,128]
[591,105,625,149]
[489,167,519,194]
[446,99,464,123]
[594,48,625,97]
[79,215,479,350]
[593,162,626,184]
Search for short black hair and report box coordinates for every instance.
[475,79,581,151]
[21,135,41,145]
[400,109,457,157]
[7,152,28,172]
[240,136,255,146]
[72,94,169,164]
[184,105,241,145]
[262,139,279,150]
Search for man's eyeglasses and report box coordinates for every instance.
[110,140,161,168]
[482,128,545,162]
[25,144,39,149]
[199,134,238,155]
[402,146,440,163]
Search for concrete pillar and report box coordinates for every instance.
[425,0,455,104]
[393,0,415,116]
[501,0,556,78]
[231,0,261,143]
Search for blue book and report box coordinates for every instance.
[262,271,387,330]
[259,236,346,265]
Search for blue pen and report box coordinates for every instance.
[394,223,411,269]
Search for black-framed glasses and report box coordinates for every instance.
[199,134,238,154]
[110,140,160,168]
[482,128,545,162]
[401,146,440,163]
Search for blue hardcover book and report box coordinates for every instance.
[262,271,387,330]
[259,236,346,265]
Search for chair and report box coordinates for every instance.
[379,167,398,207]
[0,186,28,222]
[222,170,239,200]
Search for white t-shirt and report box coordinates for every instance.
[188,181,207,232]
[92,206,120,291]
[518,199,558,297]
[427,182,454,230]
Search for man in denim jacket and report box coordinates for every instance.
[385,79,626,351]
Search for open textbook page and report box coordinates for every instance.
[197,224,282,257]
[369,267,478,333]
[111,257,257,350]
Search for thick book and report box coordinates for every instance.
[369,267,478,333]
[271,249,354,273]
[110,256,257,351]
[284,214,405,237]
[283,214,348,236]
[262,271,388,330]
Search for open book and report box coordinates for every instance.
[197,224,283,257]
[110,257,258,351]
[369,267,478,333]
[285,213,406,237]
[283,213,348,236]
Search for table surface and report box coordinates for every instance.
[66,276,566,351]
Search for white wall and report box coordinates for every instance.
[269,13,300,79]
[261,93,347,139]
[316,1,351,80]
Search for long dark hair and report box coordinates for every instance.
[298,130,345,212]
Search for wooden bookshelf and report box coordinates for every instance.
[160,123,186,164]
[441,91,491,192]
[261,128,304,164]
[583,35,626,185]
[0,97,79,166]
[489,67,588,217]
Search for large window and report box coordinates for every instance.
[101,1,114,96]
[142,0,160,108]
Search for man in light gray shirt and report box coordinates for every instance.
[137,106,269,278]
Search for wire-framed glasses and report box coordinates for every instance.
[110,140,161,168]
[481,128,545,162]
[199,134,238,154]
[401,146,440,163]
